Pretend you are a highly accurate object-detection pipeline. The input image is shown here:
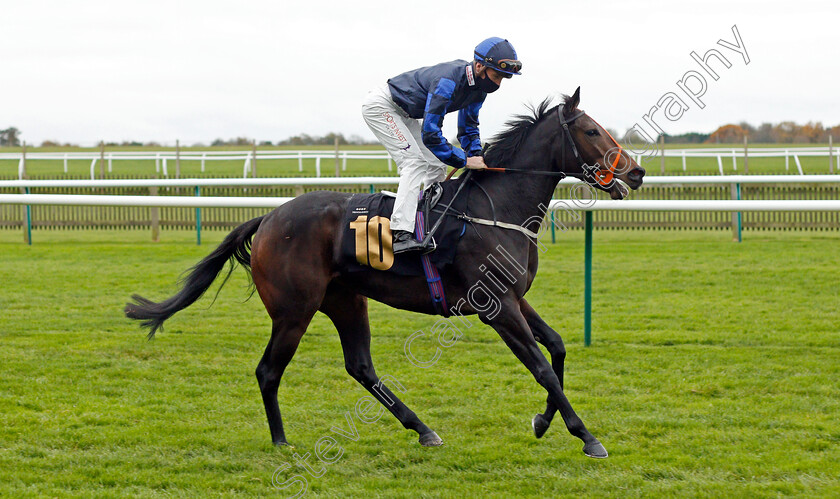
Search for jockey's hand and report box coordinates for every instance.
[465,156,488,170]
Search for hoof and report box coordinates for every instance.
[532,414,550,439]
[273,440,291,447]
[419,431,443,447]
[583,440,608,459]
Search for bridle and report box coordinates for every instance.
[471,107,625,187]
[557,108,623,187]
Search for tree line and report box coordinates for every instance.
[664,122,840,144]
[3,122,840,148]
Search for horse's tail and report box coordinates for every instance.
[124,215,266,339]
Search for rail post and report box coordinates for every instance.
[743,135,749,174]
[731,182,742,242]
[99,141,105,179]
[150,186,160,242]
[21,141,27,179]
[252,140,258,178]
[176,139,181,178]
[830,135,834,174]
[659,135,665,175]
[584,210,593,347]
[550,210,556,243]
[23,186,32,245]
[334,136,340,177]
[195,186,202,245]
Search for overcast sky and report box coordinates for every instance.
[3,0,838,146]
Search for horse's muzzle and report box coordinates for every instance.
[626,167,645,189]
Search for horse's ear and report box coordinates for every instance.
[563,86,581,115]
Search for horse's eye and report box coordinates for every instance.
[585,130,599,137]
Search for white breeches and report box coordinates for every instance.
[362,84,447,232]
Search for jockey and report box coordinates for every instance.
[362,37,522,254]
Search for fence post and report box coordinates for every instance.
[743,135,749,174]
[584,210,593,347]
[22,186,32,245]
[176,139,181,178]
[21,141,27,179]
[731,182,742,242]
[659,135,665,175]
[334,136,340,177]
[252,140,258,178]
[794,156,804,175]
[99,141,105,178]
[195,186,201,246]
[830,135,834,174]
[315,157,321,177]
[550,211,556,243]
[64,153,69,174]
[150,186,160,242]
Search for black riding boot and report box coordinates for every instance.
[392,230,424,254]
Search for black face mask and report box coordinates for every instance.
[477,73,500,93]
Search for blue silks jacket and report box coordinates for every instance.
[387,60,486,168]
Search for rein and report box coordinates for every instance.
[483,167,566,177]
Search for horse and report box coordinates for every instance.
[125,87,645,458]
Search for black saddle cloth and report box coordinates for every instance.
[339,179,472,276]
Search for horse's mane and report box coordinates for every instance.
[484,96,573,167]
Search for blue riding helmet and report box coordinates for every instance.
[474,37,522,76]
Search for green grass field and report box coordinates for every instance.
[2,143,838,178]
[1,228,839,497]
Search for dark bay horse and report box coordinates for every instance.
[125,87,645,458]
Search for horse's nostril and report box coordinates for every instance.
[628,167,645,181]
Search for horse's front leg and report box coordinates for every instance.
[520,298,566,439]
[485,301,607,458]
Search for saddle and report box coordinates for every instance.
[339,178,472,277]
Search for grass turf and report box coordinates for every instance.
[0,228,838,497]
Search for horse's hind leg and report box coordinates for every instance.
[319,282,442,446]
[251,235,329,446]
[520,298,566,439]
[256,315,313,445]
